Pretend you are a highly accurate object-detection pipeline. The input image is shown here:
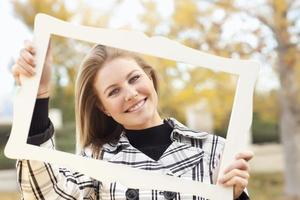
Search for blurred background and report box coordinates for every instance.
[0,0,299,199]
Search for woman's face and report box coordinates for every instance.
[94,57,162,130]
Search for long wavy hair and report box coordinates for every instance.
[75,45,158,155]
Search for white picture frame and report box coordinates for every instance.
[5,13,260,199]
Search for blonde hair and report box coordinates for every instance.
[75,45,158,154]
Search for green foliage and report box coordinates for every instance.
[215,112,280,144]
[0,125,11,146]
[0,125,14,169]
[252,91,280,144]
[55,122,76,153]
[252,112,280,144]
[0,150,16,169]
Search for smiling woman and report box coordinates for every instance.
[11,40,253,200]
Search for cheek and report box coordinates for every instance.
[102,97,124,114]
[96,93,116,113]
[141,78,156,94]
[144,80,158,104]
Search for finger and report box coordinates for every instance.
[16,58,36,76]
[24,40,36,55]
[218,169,249,184]
[20,48,35,66]
[235,151,254,161]
[17,65,32,77]
[11,63,19,76]
[11,65,21,86]
[15,63,34,77]
[221,176,248,199]
[15,75,21,86]
[222,176,248,188]
[223,159,250,174]
[45,40,53,63]
[47,38,52,53]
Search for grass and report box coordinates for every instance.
[0,192,20,200]
[248,172,285,200]
[0,151,16,169]
[0,172,285,200]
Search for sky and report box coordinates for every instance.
[0,0,280,122]
[0,1,31,121]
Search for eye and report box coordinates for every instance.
[129,74,141,84]
[108,88,120,97]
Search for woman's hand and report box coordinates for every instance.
[12,40,52,98]
[218,151,254,199]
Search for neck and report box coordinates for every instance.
[124,112,162,130]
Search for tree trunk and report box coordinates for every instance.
[278,47,300,199]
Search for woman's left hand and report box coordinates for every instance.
[218,151,254,199]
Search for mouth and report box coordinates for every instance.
[125,97,147,113]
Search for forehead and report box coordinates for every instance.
[95,57,143,89]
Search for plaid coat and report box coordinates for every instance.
[17,118,248,200]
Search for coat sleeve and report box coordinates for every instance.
[17,122,99,200]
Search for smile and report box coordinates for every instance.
[125,98,147,113]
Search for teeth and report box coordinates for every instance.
[128,100,145,112]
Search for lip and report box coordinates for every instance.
[125,98,147,113]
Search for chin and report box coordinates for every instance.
[126,113,155,129]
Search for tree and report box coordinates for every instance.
[140,0,300,198]
[209,1,300,198]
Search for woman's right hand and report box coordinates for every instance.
[12,40,52,98]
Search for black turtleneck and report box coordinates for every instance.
[125,120,173,161]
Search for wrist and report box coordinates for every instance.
[37,90,49,98]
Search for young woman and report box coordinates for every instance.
[12,40,253,200]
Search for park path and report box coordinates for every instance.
[250,143,284,173]
[0,169,18,192]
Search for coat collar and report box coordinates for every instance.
[102,118,208,152]
[102,117,208,153]
[101,118,208,176]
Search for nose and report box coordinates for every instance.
[124,86,138,101]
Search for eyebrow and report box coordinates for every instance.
[104,69,140,94]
